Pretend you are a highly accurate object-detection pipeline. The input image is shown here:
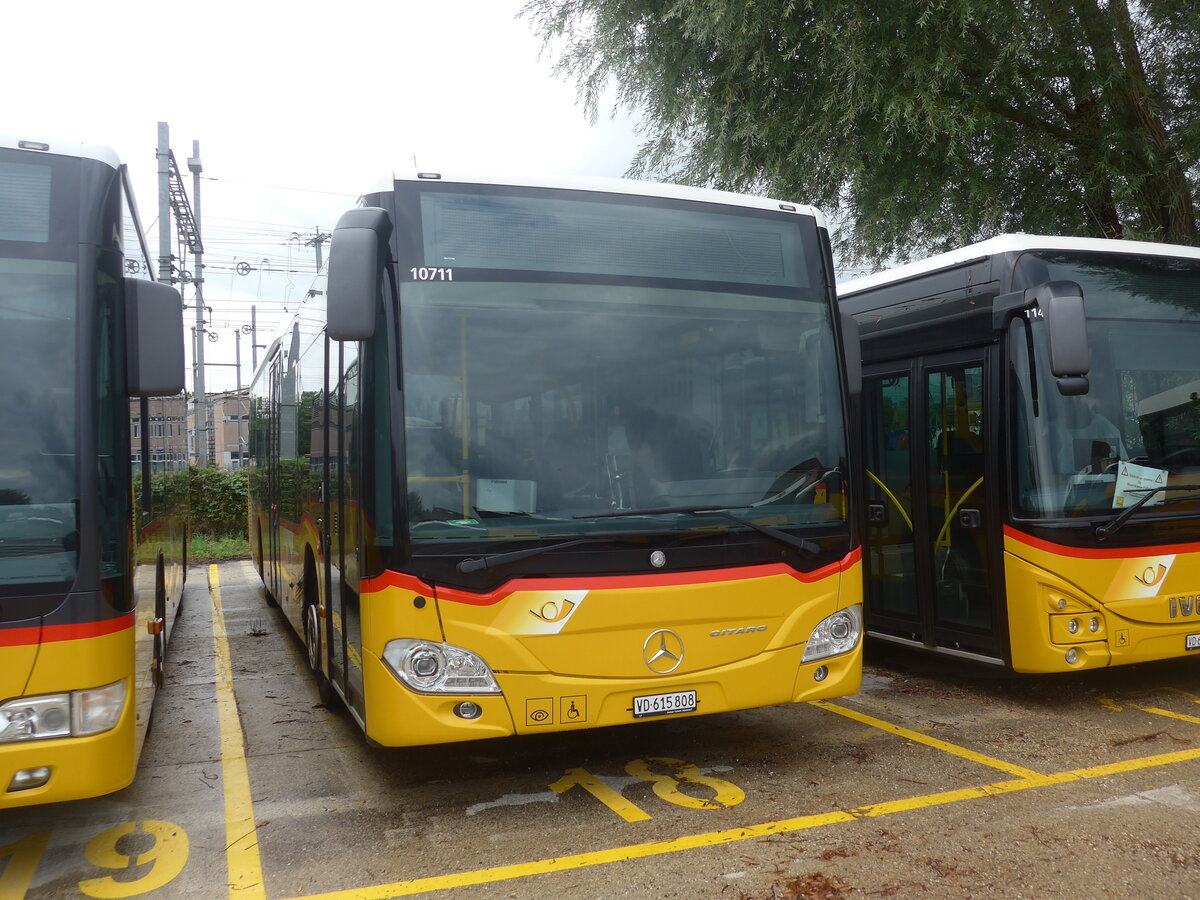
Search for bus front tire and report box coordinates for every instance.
[304,602,337,708]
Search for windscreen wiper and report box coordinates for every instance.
[456,538,592,574]
[455,529,681,573]
[1094,484,1200,540]
[580,505,820,556]
[754,467,842,508]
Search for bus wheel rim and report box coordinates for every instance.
[306,605,321,671]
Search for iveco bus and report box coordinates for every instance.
[0,135,185,806]
[840,235,1200,672]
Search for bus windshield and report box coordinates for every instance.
[399,188,845,545]
[0,257,79,586]
[1010,251,1200,521]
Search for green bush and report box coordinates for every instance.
[135,466,249,539]
[188,467,249,537]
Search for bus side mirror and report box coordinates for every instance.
[125,278,185,396]
[840,312,862,397]
[327,207,392,341]
[1033,281,1090,396]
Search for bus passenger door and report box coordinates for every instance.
[924,358,994,648]
[864,353,1001,658]
[328,340,364,715]
[862,370,921,634]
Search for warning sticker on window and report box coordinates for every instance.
[1113,462,1168,509]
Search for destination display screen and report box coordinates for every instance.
[417,189,810,289]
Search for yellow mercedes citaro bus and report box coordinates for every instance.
[1,134,186,807]
[249,173,864,745]
[840,235,1200,673]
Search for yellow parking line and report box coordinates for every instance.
[286,810,860,900]
[1070,745,1200,779]
[812,700,1045,779]
[1132,706,1200,727]
[1099,694,1200,726]
[211,564,267,900]
[1147,687,1200,704]
[286,745,1200,900]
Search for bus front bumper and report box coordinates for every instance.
[361,642,861,747]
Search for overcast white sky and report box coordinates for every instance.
[7,0,642,391]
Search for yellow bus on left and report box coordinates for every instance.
[0,134,186,808]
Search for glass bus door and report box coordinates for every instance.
[864,352,1001,658]
[328,341,364,712]
[862,370,919,632]
[266,353,284,603]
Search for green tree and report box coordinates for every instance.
[525,0,1200,263]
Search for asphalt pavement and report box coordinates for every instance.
[3,560,1198,899]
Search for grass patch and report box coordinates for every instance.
[190,533,250,562]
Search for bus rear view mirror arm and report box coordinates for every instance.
[327,207,392,341]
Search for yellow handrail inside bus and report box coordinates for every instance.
[865,469,914,530]
[934,475,984,549]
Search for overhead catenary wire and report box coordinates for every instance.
[199,174,357,199]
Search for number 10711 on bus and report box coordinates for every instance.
[409,266,453,281]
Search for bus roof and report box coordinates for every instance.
[362,171,826,226]
[838,234,1200,298]
[0,132,120,169]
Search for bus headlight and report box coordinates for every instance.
[73,681,127,736]
[0,695,71,742]
[383,640,502,694]
[802,605,863,663]
[0,681,126,744]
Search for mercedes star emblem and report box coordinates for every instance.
[643,629,684,674]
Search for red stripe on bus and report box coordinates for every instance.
[0,613,135,648]
[0,624,42,647]
[362,547,861,608]
[360,570,438,597]
[803,545,861,582]
[1003,525,1200,559]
